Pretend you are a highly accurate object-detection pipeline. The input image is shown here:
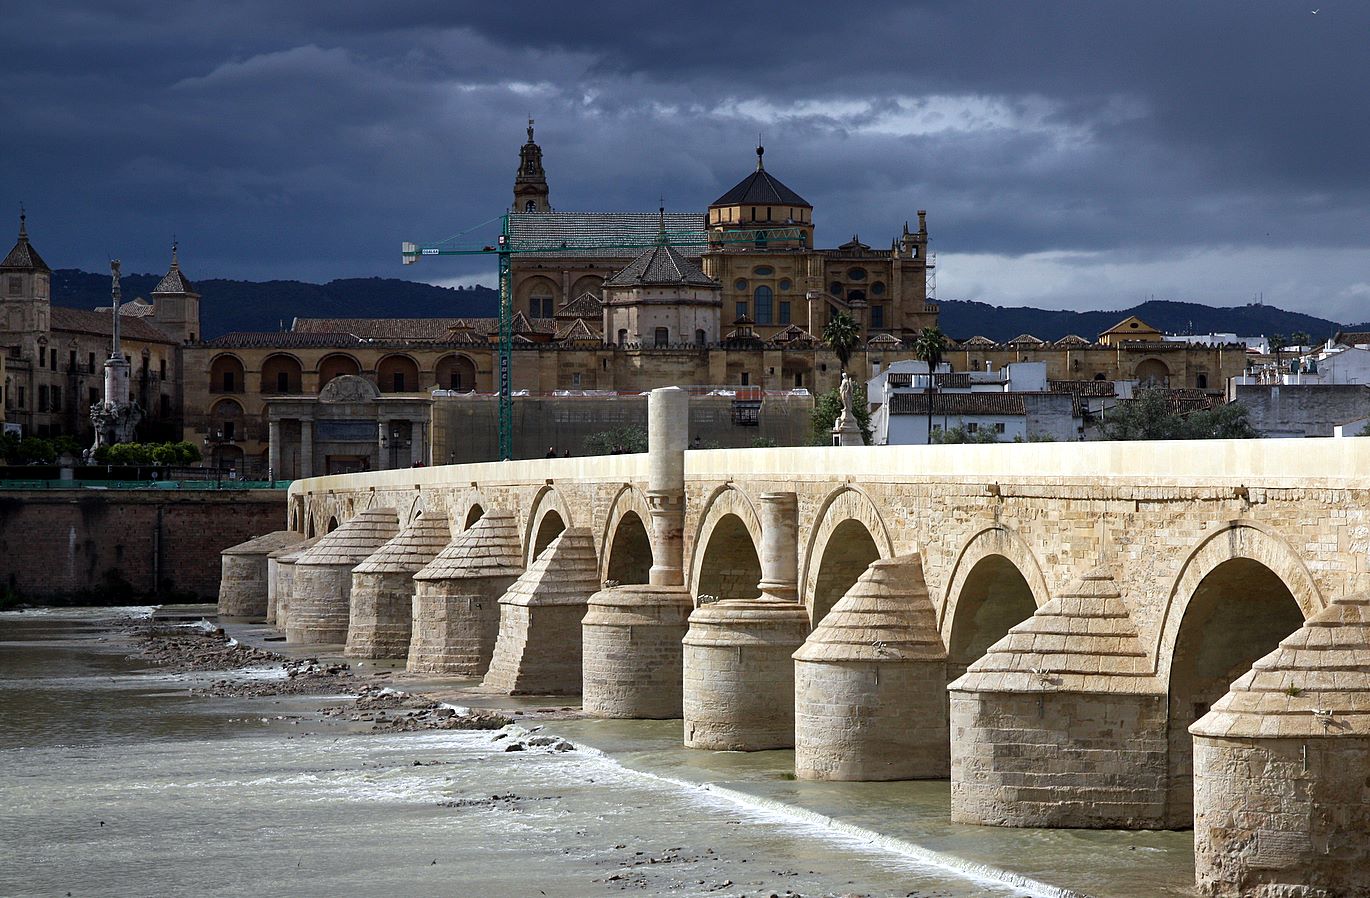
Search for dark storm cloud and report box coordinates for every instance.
[3,1,1368,317]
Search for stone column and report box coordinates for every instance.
[299,417,313,479]
[267,419,281,481]
[682,490,811,751]
[584,386,697,718]
[410,419,425,466]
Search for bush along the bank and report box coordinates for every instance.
[91,441,203,466]
[0,433,82,465]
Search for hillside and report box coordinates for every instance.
[50,268,1352,343]
[50,269,499,338]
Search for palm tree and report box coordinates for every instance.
[822,311,860,373]
[912,327,947,444]
[1269,333,1287,375]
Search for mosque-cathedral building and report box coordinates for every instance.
[4,125,1246,473]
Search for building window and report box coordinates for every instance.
[88,388,98,407]
[160,359,167,379]
[223,421,236,441]
[966,422,978,433]
[38,346,45,367]
[654,327,669,348]
[6,276,21,295]
[753,266,774,276]
[222,370,236,392]
[88,352,96,372]
[870,305,884,329]
[1197,373,1209,389]
[794,371,804,388]
[778,278,792,291]
[68,350,76,371]
[734,279,747,291]
[695,329,706,346]
[736,301,747,320]
[848,267,867,281]
[524,200,536,212]
[754,286,773,324]
[160,395,171,417]
[871,281,886,296]
[50,386,61,412]
[995,422,1006,434]
[277,371,289,392]
[571,372,582,388]
[50,352,57,371]
[740,372,750,386]
[17,387,24,409]
[829,282,844,297]
[393,372,405,392]
[617,328,627,347]
[530,296,553,318]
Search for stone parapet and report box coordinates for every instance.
[286,509,398,645]
[1191,594,1370,896]
[345,512,451,659]
[793,554,947,780]
[682,599,810,750]
[408,511,522,675]
[218,530,305,618]
[949,567,1168,828]
[582,584,694,718]
[483,528,598,695]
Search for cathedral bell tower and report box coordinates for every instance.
[512,119,551,213]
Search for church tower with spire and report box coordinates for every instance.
[150,241,201,344]
[512,119,551,213]
[0,208,52,339]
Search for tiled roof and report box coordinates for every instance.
[292,316,555,340]
[206,331,369,349]
[296,508,399,567]
[1,219,49,272]
[353,513,451,576]
[507,211,706,258]
[767,324,817,345]
[1334,331,1370,347]
[50,306,177,344]
[867,333,903,347]
[956,335,998,347]
[557,292,603,318]
[93,297,157,318]
[153,254,196,295]
[711,150,811,207]
[888,392,1028,416]
[222,530,306,556]
[554,318,602,342]
[1054,334,1094,346]
[1050,379,1118,397]
[1007,333,1045,345]
[604,240,716,288]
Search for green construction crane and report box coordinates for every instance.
[402,217,809,461]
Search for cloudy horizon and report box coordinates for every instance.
[4,2,1368,320]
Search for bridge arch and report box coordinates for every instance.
[800,485,896,625]
[446,489,489,533]
[689,485,764,601]
[940,525,1050,676]
[524,484,573,564]
[1157,521,1322,825]
[600,484,654,585]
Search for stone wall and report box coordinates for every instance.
[1232,382,1370,437]
[0,490,286,602]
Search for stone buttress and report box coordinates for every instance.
[408,512,522,675]
[482,528,599,695]
[1190,594,1370,898]
[683,491,811,751]
[268,535,321,630]
[286,509,399,645]
[584,386,695,718]
[345,512,451,660]
[793,553,947,780]
[949,567,1166,829]
[218,530,305,618]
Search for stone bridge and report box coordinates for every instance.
[254,388,1370,897]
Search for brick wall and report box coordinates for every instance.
[0,490,287,602]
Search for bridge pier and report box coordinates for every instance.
[287,509,399,645]
[584,386,694,718]
[408,511,522,675]
[218,530,304,618]
[345,512,450,659]
[268,535,321,632]
[1191,594,1370,897]
[483,528,599,695]
[793,554,948,780]
[949,568,1168,829]
[683,490,810,751]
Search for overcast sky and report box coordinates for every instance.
[4,2,1369,320]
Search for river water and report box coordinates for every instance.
[0,608,1197,898]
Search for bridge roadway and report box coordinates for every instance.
[258,389,1370,896]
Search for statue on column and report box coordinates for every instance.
[87,260,143,459]
[832,371,864,446]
